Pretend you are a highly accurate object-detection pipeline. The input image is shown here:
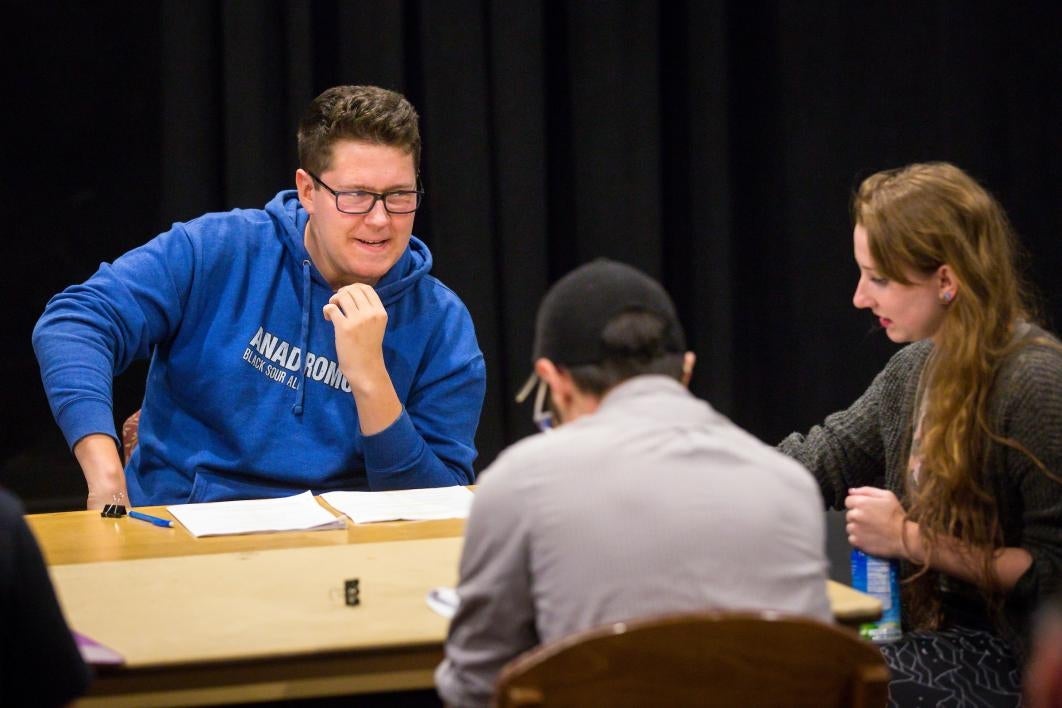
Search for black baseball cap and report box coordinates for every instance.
[532,258,685,365]
[516,259,686,416]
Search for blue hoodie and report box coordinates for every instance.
[33,191,486,504]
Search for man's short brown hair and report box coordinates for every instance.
[297,85,421,175]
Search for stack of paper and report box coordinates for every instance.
[167,490,345,537]
[321,485,474,524]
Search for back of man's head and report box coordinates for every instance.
[297,85,421,174]
[533,259,686,396]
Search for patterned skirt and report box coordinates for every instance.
[880,625,1023,707]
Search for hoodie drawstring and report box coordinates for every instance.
[292,259,312,416]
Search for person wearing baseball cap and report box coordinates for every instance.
[436,258,832,708]
[514,257,692,431]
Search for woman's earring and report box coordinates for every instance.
[941,291,954,305]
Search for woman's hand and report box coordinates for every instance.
[844,486,907,559]
[846,487,1034,590]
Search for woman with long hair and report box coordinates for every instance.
[780,162,1062,705]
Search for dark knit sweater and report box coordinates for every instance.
[780,324,1062,660]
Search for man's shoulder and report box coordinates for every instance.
[392,274,481,357]
[478,430,564,479]
[409,272,472,312]
[180,205,278,241]
[477,422,605,492]
[147,205,290,277]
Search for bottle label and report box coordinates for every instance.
[851,550,903,643]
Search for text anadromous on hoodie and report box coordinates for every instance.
[33,190,486,505]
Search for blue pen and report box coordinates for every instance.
[128,510,173,528]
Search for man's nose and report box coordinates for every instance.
[364,198,391,224]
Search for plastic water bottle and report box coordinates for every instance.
[850,549,902,643]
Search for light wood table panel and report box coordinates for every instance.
[28,503,881,706]
[27,504,465,565]
[52,538,461,706]
[826,580,882,624]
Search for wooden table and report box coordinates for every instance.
[27,505,881,707]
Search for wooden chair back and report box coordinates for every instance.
[493,610,889,708]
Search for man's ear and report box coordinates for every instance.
[534,358,566,395]
[681,351,696,388]
[295,169,317,214]
[534,358,579,425]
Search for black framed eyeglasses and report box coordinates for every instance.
[305,170,424,214]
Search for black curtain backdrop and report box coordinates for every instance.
[5,1,1060,511]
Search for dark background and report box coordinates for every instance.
[5,1,1061,513]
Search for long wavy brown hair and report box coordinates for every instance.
[852,162,1041,628]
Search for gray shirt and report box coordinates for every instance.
[436,376,832,707]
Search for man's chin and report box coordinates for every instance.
[343,261,396,287]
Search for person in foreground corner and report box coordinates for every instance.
[32,85,486,508]
[435,258,832,708]
[0,487,91,706]
[779,162,1062,707]
[1025,591,1062,708]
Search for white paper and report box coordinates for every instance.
[167,490,345,537]
[426,586,460,619]
[321,486,474,524]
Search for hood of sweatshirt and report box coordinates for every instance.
[263,189,433,416]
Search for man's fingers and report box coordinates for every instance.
[332,283,382,312]
[329,289,355,314]
[324,286,387,329]
[326,289,364,319]
[360,284,384,309]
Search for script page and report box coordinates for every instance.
[167,490,345,537]
[321,486,474,524]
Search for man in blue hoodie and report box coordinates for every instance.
[33,85,486,508]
